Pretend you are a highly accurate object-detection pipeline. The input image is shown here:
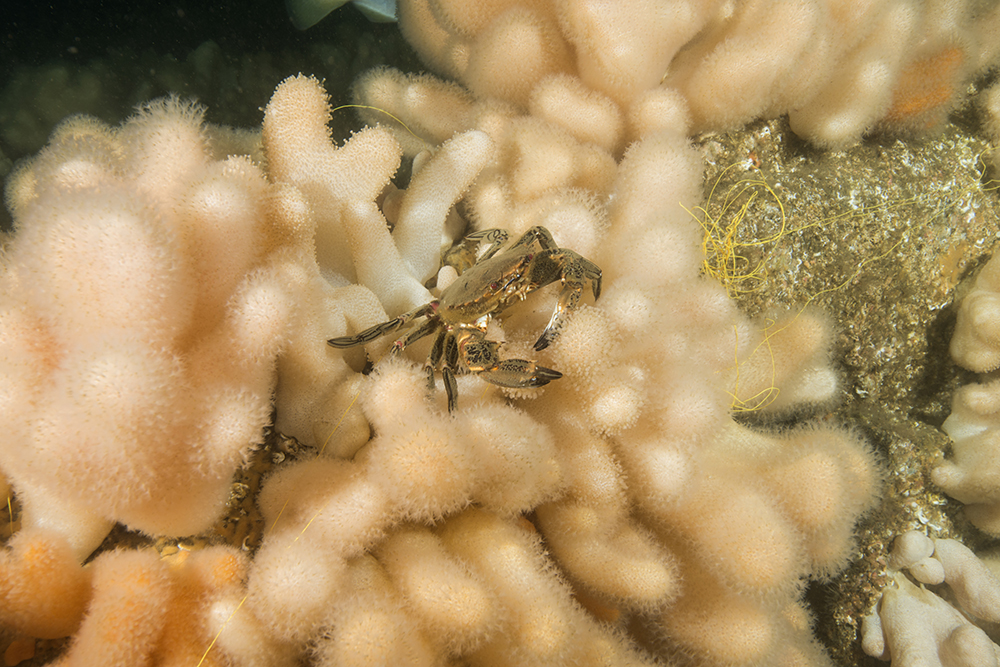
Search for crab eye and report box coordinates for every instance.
[490,281,500,291]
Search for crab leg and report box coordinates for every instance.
[425,329,446,393]
[327,302,438,348]
[509,225,558,251]
[442,228,510,273]
[442,332,461,412]
[390,316,442,354]
[531,251,603,350]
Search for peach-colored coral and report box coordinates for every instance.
[48,545,294,667]
[0,528,91,639]
[438,509,657,667]
[7,0,962,662]
[533,423,679,610]
[0,102,306,559]
[57,549,173,667]
[245,361,570,653]
[312,555,438,667]
[0,88,412,667]
[331,3,883,665]
[375,526,496,654]
[376,0,1000,150]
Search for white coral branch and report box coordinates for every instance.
[863,530,1000,667]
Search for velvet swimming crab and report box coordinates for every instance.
[328,226,602,411]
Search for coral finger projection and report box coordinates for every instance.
[3,0,1000,666]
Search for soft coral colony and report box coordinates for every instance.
[2,0,1000,665]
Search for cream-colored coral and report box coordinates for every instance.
[930,80,1000,538]
[949,251,1000,373]
[936,380,1000,533]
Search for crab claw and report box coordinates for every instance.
[478,359,562,388]
[528,365,563,386]
[533,330,556,352]
[532,253,602,351]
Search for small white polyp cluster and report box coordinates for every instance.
[936,247,1000,534]
[862,530,1000,667]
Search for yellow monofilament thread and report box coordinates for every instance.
[195,593,249,667]
[331,104,423,143]
[291,339,412,541]
[294,510,324,545]
[693,160,927,412]
[196,495,296,667]
[798,240,903,308]
[727,239,904,411]
[195,140,997,666]
[318,389,362,457]
[317,334,408,458]
[300,365,372,543]
[197,357,367,665]
[258,497,287,542]
[684,162,790,300]
[728,320,780,413]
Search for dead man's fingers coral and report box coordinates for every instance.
[58,549,172,667]
[312,555,438,667]
[375,526,497,654]
[438,508,658,667]
[0,528,91,640]
[246,457,394,642]
[393,129,494,282]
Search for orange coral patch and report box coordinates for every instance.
[207,551,246,587]
[0,530,91,639]
[886,47,964,125]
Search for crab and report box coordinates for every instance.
[328,226,602,411]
